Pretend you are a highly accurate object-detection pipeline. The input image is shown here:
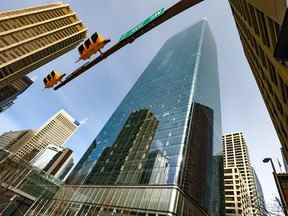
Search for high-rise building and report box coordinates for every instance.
[223,132,264,215]
[252,167,266,215]
[0,76,33,112]
[84,109,159,185]
[32,144,74,181]
[0,152,62,216]
[0,130,34,153]
[0,2,87,87]
[15,110,79,161]
[141,150,169,185]
[228,0,288,168]
[50,19,222,216]
[224,167,252,216]
[281,147,288,172]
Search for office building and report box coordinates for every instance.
[223,132,264,215]
[85,109,159,185]
[0,152,62,216]
[15,110,79,161]
[252,168,266,215]
[277,173,288,210]
[281,147,288,172]
[32,144,74,181]
[0,130,34,153]
[54,151,74,181]
[141,150,169,184]
[0,2,87,87]
[228,0,288,169]
[0,76,33,113]
[224,167,252,216]
[29,20,223,216]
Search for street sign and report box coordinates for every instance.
[119,8,165,41]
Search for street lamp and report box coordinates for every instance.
[263,158,277,173]
[263,158,270,163]
[263,157,288,216]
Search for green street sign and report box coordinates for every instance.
[120,8,165,41]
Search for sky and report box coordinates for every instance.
[0,0,284,208]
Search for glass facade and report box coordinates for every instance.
[65,19,222,215]
[0,151,61,215]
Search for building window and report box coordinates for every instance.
[256,9,271,47]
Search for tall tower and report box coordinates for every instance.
[223,132,263,215]
[0,130,34,153]
[228,0,288,168]
[252,167,266,215]
[63,20,223,216]
[85,109,159,185]
[223,166,252,216]
[15,110,79,161]
[0,2,87,87]
[32,144,74,181]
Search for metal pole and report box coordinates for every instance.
[270,160,277,174]
[270,159,288,216]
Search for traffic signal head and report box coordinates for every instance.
[91,32,98,42]
[78,45,84,55]
[47,74,52,81]
[84,39,91,49]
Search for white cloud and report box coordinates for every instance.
[79,118,88,125]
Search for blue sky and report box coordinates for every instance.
[0,0,284,207]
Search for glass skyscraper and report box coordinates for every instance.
[27,20,223,216]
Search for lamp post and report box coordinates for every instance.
[263,157,288,215]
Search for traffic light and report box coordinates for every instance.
[77,32,111,61]
[43,71,65,88]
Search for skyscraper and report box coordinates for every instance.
[0,2,87,87]
[141,150,169,185]
[0,130,34,153]
[0,150,62,216]
[252,167,266,215]
[223,132,264,215]
[281,147,288,172]
[0,76,33,113]
[15,110,79,161]
[32,144,74,181]
[224,167,252,216]
[85,109,159,185]
[228,0,288,168]
[61,20,222,215]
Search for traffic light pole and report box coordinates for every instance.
[54,0,204,90]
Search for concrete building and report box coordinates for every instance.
[281,147,288,172]
[223,132,263,215]
[15,110,79,162]
[224,167,252,216]
[228,0,288,170]
[0,130,34,154]
[32,144,74,181]
[0,76,33,113]
[0,2,87,87]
